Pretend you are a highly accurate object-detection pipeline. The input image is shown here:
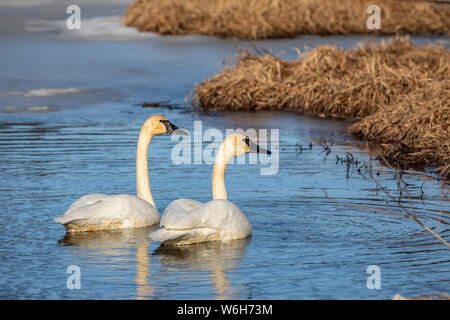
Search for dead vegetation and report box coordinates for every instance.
[124,0,450,39]
[191,37,450,178]
[350,98,450,178]
[393,292,450,300]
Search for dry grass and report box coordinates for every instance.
[192,37,450,177]
[393,292,450,300]
[124,0,450,39]
[350,91,450,177]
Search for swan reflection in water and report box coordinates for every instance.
[59,226,158,299]
[59,228,250,299]
[153,238,251,299]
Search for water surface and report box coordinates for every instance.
[0,0,448,299]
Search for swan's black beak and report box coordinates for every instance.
[160,120,189,135]
[243,137,272,154]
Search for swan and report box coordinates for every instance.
[54,115,183,232]
[149,133,271,246]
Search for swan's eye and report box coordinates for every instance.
[243,137,272,154]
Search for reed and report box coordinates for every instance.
[192,37,450,177]
[124,0,450,39]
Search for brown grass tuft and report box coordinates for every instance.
[192,37,450,177]
[350,89,450,177]
[124,0,450,39]
[393,292,450,300]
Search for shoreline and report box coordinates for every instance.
[124,0,450,39]
[191,37,450,178]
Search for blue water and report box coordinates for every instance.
[0,0,448,299]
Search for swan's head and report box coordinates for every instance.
[224,133,271,157]
[143,115,185,136]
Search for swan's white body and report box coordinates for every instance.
[150,133,268,246]
[54,194,160,231]
[54,115,179,232]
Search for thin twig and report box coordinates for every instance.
[371,155,450,247]
[323,190,406,218]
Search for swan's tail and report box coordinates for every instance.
[54,216,70,225]
[54,216,63,224]
[149,228,190,244]
[149,227,217,246]
[54,215,83,226]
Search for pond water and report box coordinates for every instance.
[0,0,448,300]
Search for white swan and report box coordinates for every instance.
[149,133,271,246]
[54,115,183,232]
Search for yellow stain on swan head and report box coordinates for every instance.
[222,133,249,157]
[142,115,177,136]
[222,133,272,157]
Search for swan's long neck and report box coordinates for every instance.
[212,142,234,200]
[136,128,155,207]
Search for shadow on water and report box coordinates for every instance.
[57,228,251,299]
[153,238,251,300]
[58,226,158,299]
[57,225,158,248]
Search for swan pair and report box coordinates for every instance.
[55,115,271,246]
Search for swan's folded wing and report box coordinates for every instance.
[56,196,114,225]
[160,198,202,227]
[161,199,237,231]
[55,194,159,227]
[66,194,109,212]
[150,200,249,245]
